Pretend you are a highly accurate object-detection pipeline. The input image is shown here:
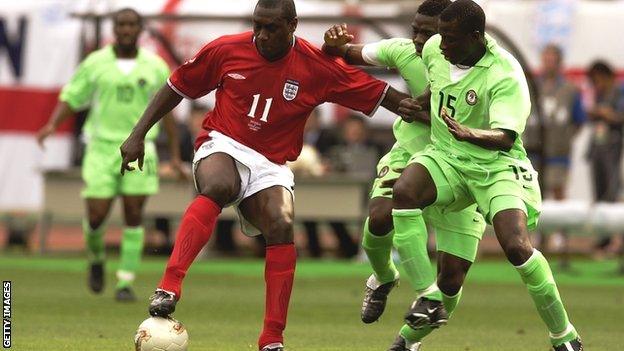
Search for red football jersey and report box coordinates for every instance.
[168,31,388,164]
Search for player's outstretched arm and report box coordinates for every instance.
[441,108,514,151]
[37,101,75,148]
[322,24,369,66]
[120,84,183,175]
[381,87,430,125]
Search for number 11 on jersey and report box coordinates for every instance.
[248,94,273,122]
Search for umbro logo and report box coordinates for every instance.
[227,73,246,80]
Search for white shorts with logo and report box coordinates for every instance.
[192,131,295,237]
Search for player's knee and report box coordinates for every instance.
[392,179,423,209]
[368,202,393,236]
[265,215,294,245]
[124,211,143,227]
[501,237,533,266]
[87,211,108,230]
[197,182,238,207]
[87,218,105,231]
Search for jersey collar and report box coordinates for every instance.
[106,44,144,62]
[472,33,496,68]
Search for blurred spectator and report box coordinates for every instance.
[586,60,624,256]
[530,44,586,256]
[327,115,383,258]
[327,115,383,179]
[156,114,194,177]
[536,44,586,200]
[288,111,368,258]
[303,108,340,158]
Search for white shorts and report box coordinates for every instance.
[192,131,295,237]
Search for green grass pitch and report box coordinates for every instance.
[2,255,623,350]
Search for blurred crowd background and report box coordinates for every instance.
[2,0,624,263]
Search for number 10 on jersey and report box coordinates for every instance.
[248,94,273,122]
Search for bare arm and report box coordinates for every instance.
[37,101,76,146]
[120,84,183,174]
[441,109,515,151]
[381,87,430,125]
[591,105,624,125]
[322,24,370,66]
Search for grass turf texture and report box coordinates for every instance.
[2,255,623,350]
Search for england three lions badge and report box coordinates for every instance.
[283,79,299,101]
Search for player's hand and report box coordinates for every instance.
[120,135,145,175]
[442,108,473,141]
[380,168,405,195]
[36,123,56,148]
[397,98,423,123]
[324,23,354,47]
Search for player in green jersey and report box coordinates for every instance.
[391,1,582,350]
[323,2,486,350]
[37,8,184,302]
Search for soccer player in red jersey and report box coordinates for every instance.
[120,1,420,350]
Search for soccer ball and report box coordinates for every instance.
[134,316,189,351]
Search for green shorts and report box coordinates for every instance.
[370,143,485,262]
[411,145,542,229]
[81,140,159,198]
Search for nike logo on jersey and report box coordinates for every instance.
[426,307,437,314]
[185,57,196,65]
[227,73,246,80]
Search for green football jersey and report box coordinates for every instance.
[363,38,430,154]
[422,34,532,161]
[60,45,170,143]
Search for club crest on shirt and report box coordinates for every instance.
[466,89,478,105]
[378,166,389,178]
[283,79,299,101]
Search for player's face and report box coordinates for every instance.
[541,48,561,75]
[252,6,297,61]
[411,13,438,57]
[438,19,479,65]
[589,73,611,94]
[113,12,142,49]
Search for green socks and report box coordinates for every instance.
[83,219,105,262]
[392,208,440,300]
[117,226,145,289]
[361,218,398,284]
[515,249,578,345]
[400,288,462,343]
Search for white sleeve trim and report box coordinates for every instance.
[361,42,385,67]
[167,78,194,100]
[367,84,390,117]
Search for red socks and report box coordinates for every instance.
[158,195,221,298]
[258,243,297,349]
[158,195,295,350]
